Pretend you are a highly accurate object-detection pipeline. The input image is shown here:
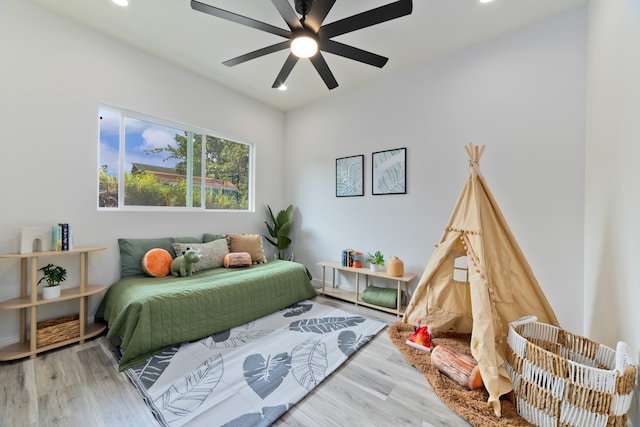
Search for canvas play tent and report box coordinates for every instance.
[402,143,559,417]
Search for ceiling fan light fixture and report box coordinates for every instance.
[290,34,318,58]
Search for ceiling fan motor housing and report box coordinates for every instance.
[294,0,316,16]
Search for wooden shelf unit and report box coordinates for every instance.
[0,246,107,361]
[317,261,416,317]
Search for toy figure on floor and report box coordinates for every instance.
[405,320,432,352]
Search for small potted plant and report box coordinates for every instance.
[37,263,67,300]
[366,251,385,272]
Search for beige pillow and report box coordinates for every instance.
[226,234,268,264]
[172,239,229,272]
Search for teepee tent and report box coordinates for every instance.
[403,143,559,417]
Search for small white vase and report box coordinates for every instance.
[42,285,61,300]
[370,264,378,272]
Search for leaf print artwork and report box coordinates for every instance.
[336,155,364,197]
[372,148,406,195]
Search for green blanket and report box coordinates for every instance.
[96,260,317,370]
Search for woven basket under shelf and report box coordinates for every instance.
[505,316,637,427]
[36,314,80,348]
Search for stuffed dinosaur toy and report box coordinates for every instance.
[171,247,201,277]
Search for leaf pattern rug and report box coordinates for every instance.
[125,300,386,427]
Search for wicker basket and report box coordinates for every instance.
[36,314,80,348]
[505,316,637,427]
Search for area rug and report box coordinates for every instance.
[388,321,533,427]
[124,300,386,427]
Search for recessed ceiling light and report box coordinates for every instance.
[479,0,494,3]
[112,0,129,6]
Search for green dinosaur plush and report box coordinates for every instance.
[170,247,201,277]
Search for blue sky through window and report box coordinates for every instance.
[99,107,179,177]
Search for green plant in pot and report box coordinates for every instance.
[37,263,67,300]
[366,251,385,272]
[264,204,293,260]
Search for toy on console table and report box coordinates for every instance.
[405,320,432,352]
[171,247,201,277]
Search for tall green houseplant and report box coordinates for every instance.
[264,204,293,260]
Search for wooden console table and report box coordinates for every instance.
[317,261,416,317]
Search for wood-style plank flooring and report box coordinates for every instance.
[0,296,469,426]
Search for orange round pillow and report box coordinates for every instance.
[142,248,173,277]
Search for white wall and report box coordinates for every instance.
[585,0,640,422]
[286,9,587,334]
[0,0,285,344]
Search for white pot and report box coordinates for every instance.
[42,285,61,300]
[370,264,378,272]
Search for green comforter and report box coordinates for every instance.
[96,260,317,370]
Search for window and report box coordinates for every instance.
[98,106,252,211]
[453,256,469,282]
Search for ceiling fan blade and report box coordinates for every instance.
[319,0,412,39]
[272,54,300,88]
[320,39,388,68]
[310,53,338,90]
[305,0,336,32]
[191,0,291,39]
[271,0,303,31]
[223,41,291,67]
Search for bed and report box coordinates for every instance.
[96,236,317,370]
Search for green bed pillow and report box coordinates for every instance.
[202,233,225,243]
[118,237,175,279]
[173,236,202,244]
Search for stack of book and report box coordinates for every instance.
[52,223,73,251]
[341,249,354,267]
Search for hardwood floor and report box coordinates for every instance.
[0,296,469,427]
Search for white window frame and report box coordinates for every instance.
[98,105,254,212]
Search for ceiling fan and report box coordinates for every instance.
[190,0,413,90]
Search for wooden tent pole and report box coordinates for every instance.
[465,142,486,176]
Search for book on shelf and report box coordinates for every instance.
[52,225,62,251]
[60,223,69,251]
[52,223,73,251]
[342,249,354,267]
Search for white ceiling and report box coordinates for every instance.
[31,0,588,111]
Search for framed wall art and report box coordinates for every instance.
[372,147,406,195]
[336,155,364,197]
